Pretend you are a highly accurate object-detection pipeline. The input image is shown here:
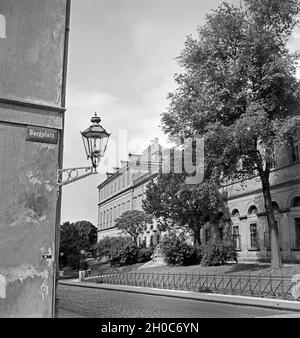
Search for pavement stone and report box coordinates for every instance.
[57,283,300,318]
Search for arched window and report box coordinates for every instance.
[248,205,258,215]
[205,228,211,244]
[292,197,300,208]
[289,138,299,163]
[232,209,240,218]
[0,14,6,39]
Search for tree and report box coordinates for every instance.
[143,171,225,247]
[96,236,138,267]
[161,0,300,269]
[59,220,97,266]
[115,210,152,244]
[74,220,97,253]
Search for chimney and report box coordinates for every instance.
[120,160,129,167]
[106,172,114,179]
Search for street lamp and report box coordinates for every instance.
[57,113,110,186]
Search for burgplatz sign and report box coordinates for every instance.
[26,125,58,144]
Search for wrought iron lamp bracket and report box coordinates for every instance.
[57,166,97,187]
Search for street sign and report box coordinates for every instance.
[26,125,58,144]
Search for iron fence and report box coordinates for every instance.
[82,272,298,301]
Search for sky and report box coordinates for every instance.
[61,0,300,227]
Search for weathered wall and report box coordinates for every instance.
[0,0,67,106]
[0,0,69,317]
[0,118,60,317]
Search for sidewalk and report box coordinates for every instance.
[58,308,87,318]
[59,279,300,312]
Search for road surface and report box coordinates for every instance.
[57,284,300,318]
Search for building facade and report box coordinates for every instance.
[201,138,300,263]
[97,136,300,263]
[97,139,162,247]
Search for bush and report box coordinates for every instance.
[97,236,139,267]
[160,232,201,266]
[201,240,237,266]
[137,246,154,263]
[110,241,139,267]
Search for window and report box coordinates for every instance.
[99,212,102,229]
[0,14,6,39]
[248,206,258,215]
[268,148,276,169]
[133,197,137,209]
[101,212,104,228]
[291,140,299,163]
[232,209,240,218]
[205,229,211,244]
[232,225,241,250]
[250,223,259,249]
[138,194,143,210]
[295,218,300,249]
[264,231,270,251]
[292,197,300,208]
[150,235,153,247]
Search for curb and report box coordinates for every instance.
[59,280,300,312]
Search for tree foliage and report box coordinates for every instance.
[115,210,152,243]
[59,220,97,266]
[161,0,300,268]
[96,236,153,267]
[201,241,237,266]
[160,232,201,266]
[143,171,226,246]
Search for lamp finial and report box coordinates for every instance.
[91,112,101,124]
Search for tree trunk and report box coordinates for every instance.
[260,172,282,269]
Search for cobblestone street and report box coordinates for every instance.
[57,284,299,318]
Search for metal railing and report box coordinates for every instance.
[82,272,297,301]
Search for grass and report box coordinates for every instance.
[89,260,300,277]
[89,260,146,275]
[135,262,300,277]
[64,258,300,278]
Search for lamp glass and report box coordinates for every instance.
[80,114,110,167]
